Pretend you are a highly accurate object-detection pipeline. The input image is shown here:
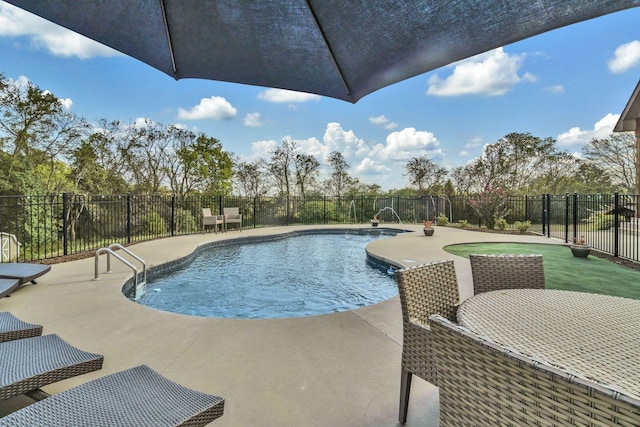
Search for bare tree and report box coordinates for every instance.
[265,138,297,197]
[294,153,320,198]
[582,133,636,193]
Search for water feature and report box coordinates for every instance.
[375,206,402,223]
[348,200,357,223]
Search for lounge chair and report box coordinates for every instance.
[0,279,19,299]
[202,208,224,233]
[469,253,544,295]
[0,263,51,285]
[1,334,103,401]
[0,312,42,343]
[0,365,225,426]
[223,207,242,231]
[394,260,460,424]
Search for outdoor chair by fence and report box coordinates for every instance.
[0,312,42,343]
[469,254,545,295]
[0,365,225,426]
[223,207,242,231]
[394,259,460,424]
[202,208,224,233]
[428,314,640,426]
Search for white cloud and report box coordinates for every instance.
[177,96,237,120]
[58,97,73,110]
[323,122,368,157]
[0,3,118,58]
[244,112,264,127]
[557,113,619,146]
[257,89,321,103]
[374,127,440,161]
[369,115,398,130]
[608,40,640,73]
[544,85,565,93]
[427,48,536,96]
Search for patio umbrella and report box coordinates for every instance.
[5,0,640,103]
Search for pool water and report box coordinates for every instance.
[137,232,399,319]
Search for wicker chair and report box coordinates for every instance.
[469,254,544,295]
[202,208,224,233]
[428,314,640,426]
[0,312,43,343]
[394,259,460,424]
[223,207,242,231]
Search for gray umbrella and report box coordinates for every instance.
[6,0,640,103]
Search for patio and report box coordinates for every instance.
[0,225,558,426]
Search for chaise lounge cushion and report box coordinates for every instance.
[0,263,51,285]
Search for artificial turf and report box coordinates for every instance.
[444,242,640,300]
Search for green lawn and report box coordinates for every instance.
[444,242,640,300]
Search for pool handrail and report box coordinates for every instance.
[93,247,143,300]
[107,243,147,285]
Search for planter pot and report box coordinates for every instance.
[423,227,434,236]
[570,244,591,258]
[371,221,379,227]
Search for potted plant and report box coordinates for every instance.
[371,215,379,227]
[423,219,434,236]
[570,236,590,258]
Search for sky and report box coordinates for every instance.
[1,2,639,191]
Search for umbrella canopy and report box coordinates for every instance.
[6,0,640,103]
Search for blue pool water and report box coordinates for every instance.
[136,231,399,319]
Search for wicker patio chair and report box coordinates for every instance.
[223,207,242,231]
[0,365,225,426]
[394,259,460,424]
[0,312,43,343]
[469,254,544,295]
[1,334,103,401]
[202,208,224,233]
[428,314,640,426]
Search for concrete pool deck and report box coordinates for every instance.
[1,225,561,426]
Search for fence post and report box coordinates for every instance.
[614,192,620,257]
[572,193,578,243]
[541,194,546,235]
[564,193,570,243]
[546,194,551,238]
[170,194,176,236]
[126,193,132,244]
[62,193,69,256]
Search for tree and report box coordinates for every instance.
[456,132,571,194]
[265,138,297,197]
[234,161,270,198]
[404,156,448,192]
[0,75,86,194]
[294,153,320,198]
[189,134,233,195]
[325,151,353,197]
[582,133,636,193]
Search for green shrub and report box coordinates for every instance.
[495,218,508,230]
[457,219,471,228]
[514,220,531,233]
[436,214,449,226]
[142,212,167,236]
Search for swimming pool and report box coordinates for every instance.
[134,229,402,319]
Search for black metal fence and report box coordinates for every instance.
[0,193,637,264]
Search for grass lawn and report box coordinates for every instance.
[444,242,640,300]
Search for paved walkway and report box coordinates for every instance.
[0,225,560,426]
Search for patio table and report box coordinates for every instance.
[457,289,640,399]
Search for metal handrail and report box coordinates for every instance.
[107,243,147,285]
[93,247,141,299]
